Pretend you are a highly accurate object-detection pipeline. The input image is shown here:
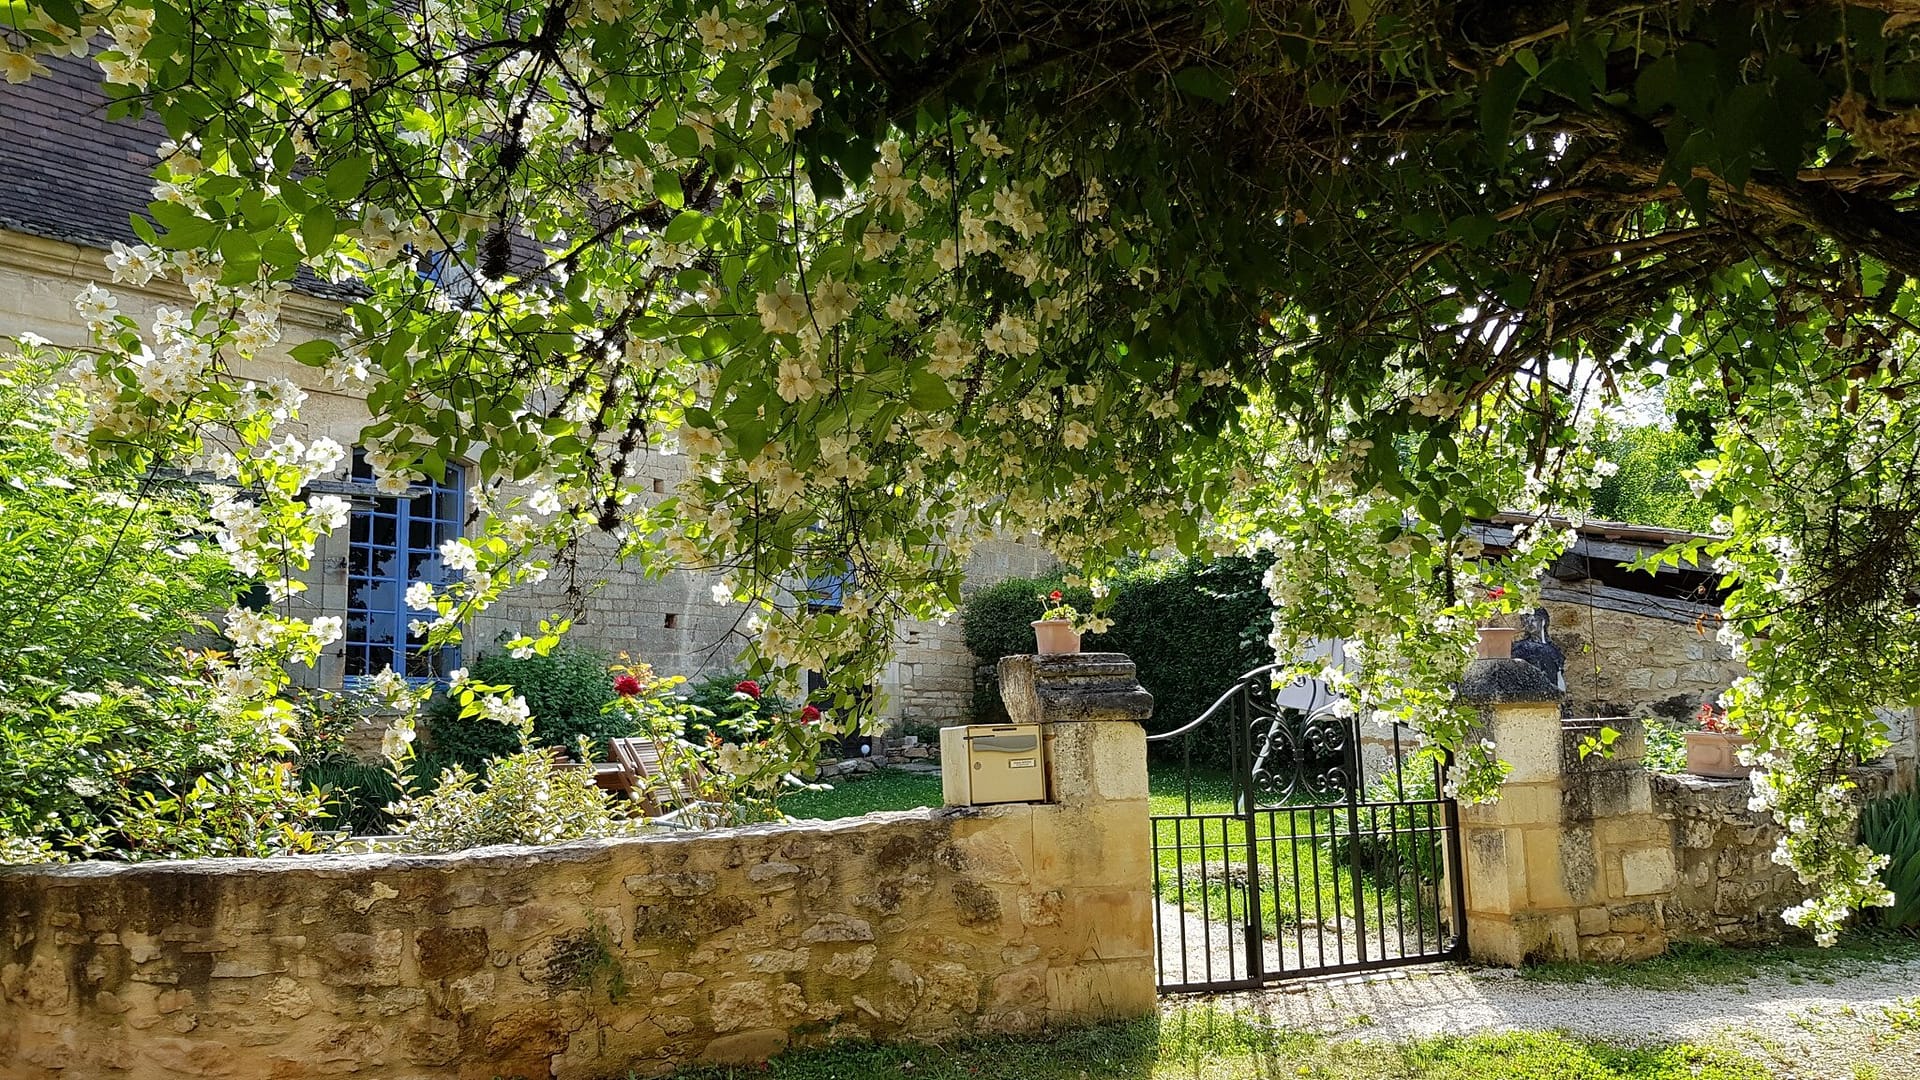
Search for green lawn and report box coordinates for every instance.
[777,767,944,819]
[1147,772,1442,943]
[667,1011,1773,1080]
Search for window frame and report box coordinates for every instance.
[341,455,466,687]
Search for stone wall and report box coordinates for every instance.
[1652,772,1803,945]
[875,537,1058,731]
[1456,657,1895,966]
[1541,591,1741,721]
[1652,768,1893,946]
[0,808,1150,1079]
[0,653,1156,1080]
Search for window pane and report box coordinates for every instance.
[347,455,465,684]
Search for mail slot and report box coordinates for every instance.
[940,723,1046,805]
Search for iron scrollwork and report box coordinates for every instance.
[1247,696,1358,807]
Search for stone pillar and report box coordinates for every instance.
[1457,658,1672,965]
[993,652,1155,1018]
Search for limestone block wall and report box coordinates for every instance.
[1651,772,1803,945]
[1652,767,1894,946]
[876,538,1058,730]
[1540,593,1741,721]
[0,804,1152,1079]
[1457,659,1897,966]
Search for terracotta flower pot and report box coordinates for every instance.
[1475,626,1522,659]
[1031,619,1081,655]
[1684,731,1753,779]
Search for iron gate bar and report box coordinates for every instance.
[1147,663,1469,993]
[1237,690,1263,985]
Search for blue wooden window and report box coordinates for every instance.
[343,453,465,683]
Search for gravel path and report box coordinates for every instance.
[1172,952,1920,1078]
[1155,898,1451,989]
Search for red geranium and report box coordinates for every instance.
[799,705,822,724]
[613,674,643,697]
[1697,701,1734,734]
[734,679,762,699]
[1049,589,1063,602]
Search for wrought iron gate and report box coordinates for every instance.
[1147,664,1467,992]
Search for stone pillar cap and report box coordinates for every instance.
[1457,657,1563,704]
[997,653,1154,725]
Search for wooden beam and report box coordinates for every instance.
[1540,581,1721,625]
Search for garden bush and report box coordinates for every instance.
[420,647,627,772]
[961,555,1274,768]
[684,671,799,739]
[1860,792,1920,930]
[301,758,401,835]
[0,344,327,861]
[384,748,644,852]
[287,687,400,834]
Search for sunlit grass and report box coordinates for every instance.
[662,1011,1774,1080]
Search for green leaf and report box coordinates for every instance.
[664,210,704,245]
[288,340,337,365]
[654,170,684,209]
[300,210,336,257]
[909,370,958,411]
[1174,66,1234,103]
[325,154,374,200]
[1480,60,1529,162]
[1214,0,1251,37]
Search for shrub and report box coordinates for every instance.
[684,671,798,741]
[421,647,626,771]
[961,555,1274,767]
[301,758,401,835]
[384,750,643,853]
[1642,718,1687,774]
[0,346,236,691]
[0,345,312,862]
[0,672,332,860]
[611,664,825,825]
[1860,792,1920,930]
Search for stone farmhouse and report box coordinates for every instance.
[0,55,1054,733]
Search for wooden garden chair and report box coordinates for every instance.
[606,736,708,816]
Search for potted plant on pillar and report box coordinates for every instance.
[1685,701,1752,778]
[1032,589,1096,655]
[1476,586,1523,659]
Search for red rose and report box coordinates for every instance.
[1048,590,1063,602]
[613,674,643,697]
[734,679,762,699]
[799,705,822,724]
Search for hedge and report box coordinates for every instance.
[961,555,1273,768]
[420,646,629,773]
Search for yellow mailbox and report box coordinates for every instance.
[940,724,1046,805]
